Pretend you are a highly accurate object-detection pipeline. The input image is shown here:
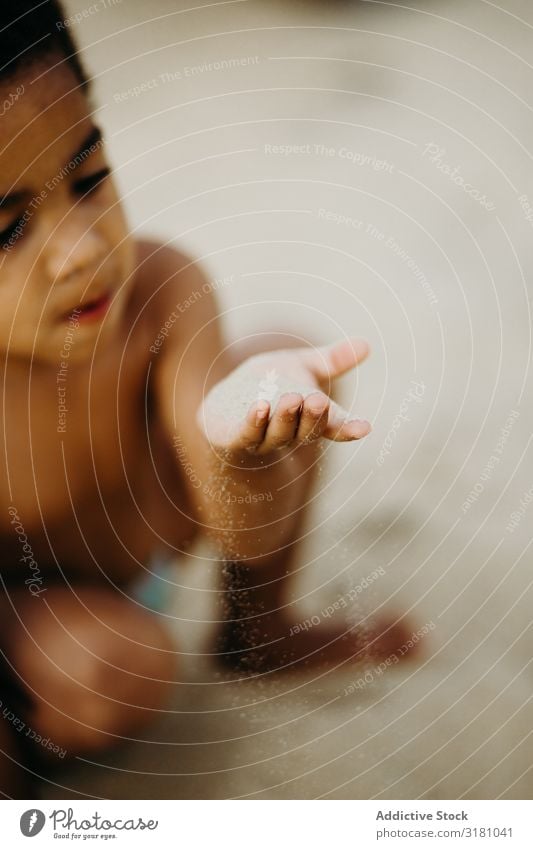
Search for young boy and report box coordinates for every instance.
[0,1,409,798]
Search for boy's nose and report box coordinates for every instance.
[45,222,106,285]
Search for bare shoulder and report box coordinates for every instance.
[131,240,210,339]
[129,238,228,386]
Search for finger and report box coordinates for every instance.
[233,400,270,452]
[295,392,330,443]
[322,401,372,441]
[257,392,303,455]
[301,338,370,385]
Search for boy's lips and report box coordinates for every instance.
[62,292,112,323]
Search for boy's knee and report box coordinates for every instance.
[11,590,177,755]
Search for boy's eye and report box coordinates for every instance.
[73,167,111,198]
[0,215,27,250]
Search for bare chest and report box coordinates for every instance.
[0,355,195,582]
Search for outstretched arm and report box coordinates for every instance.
[152,249,371,565]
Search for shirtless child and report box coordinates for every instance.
[0,2,410,798]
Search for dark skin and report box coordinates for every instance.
[0,60,414,797]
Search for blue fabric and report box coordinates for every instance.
[130,550,176,613]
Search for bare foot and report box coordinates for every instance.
[216,608,420,676]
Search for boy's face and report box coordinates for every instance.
[0,61,135,365]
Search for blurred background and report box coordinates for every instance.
[45,0,533,799]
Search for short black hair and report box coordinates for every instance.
[0,1,89,89]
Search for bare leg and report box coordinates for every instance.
[0,584,177,765]
[215,333,417,673]
[216,516,416,674]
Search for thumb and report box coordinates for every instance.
[301,337,370,384]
